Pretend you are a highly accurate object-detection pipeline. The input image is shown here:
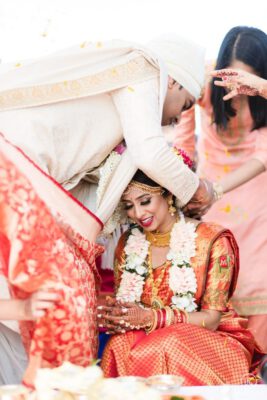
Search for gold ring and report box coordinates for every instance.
[229,83,235,91]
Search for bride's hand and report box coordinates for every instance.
[97,302,153,334]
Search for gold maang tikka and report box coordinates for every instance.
[123,180,164,196]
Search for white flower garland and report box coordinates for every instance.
[117,211,198,312]
[116,228,149,302]
[168,211,198,312]
[96,150,125,235]
[96,151,122,208]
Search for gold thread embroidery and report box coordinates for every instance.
[0,57,158,111]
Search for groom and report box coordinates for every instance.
[0,34,213,235]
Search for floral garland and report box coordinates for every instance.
[172,146,195,171]
[116,228,150,302]
[96,144,125,235]
[96,150,122,209]
[116,211,198,312]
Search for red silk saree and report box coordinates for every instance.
[0,135,103,385]
[102,224,256,385]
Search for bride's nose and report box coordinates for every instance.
[134,204,144,219]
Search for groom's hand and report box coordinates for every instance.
[183,178,215,218]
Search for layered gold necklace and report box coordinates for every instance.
[147,247,169,309]
[145,230,171,247]
[145,228,172,308]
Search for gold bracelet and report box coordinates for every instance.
[181,309,189,324]
[165,306,173,327]
[212,182,224,201]
[145,309,158,334]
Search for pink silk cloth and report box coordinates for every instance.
[173,81,267,349]
[0,134,103,385]
[101,224,257,385]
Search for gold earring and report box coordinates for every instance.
[168,197,176,216]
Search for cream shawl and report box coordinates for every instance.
[0,40,166,112]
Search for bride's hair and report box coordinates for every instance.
[131,170,169,197]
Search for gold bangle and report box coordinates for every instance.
[212,182,223,201]
[181,309,189,324]
[145,309,158,334]
[165,306,173,327]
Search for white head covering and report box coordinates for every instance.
[147,34,205,99]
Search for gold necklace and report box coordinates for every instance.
[146,248,169,309]
[145,230,171,247]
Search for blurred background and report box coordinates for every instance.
[0,0,266,63]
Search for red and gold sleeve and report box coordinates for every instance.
[201,236,235,312]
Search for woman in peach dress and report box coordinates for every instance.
[174,26,267,352]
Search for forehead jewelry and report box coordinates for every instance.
[123,180,164,196]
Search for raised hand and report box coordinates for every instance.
[183,178,215,219]
[211,68,267,100]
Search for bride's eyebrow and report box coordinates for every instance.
[136,194,150,200]
[122,193,150,202]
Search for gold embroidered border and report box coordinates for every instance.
[231,296,267,315]
[0,57,158,111]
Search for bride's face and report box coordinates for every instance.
[122,186,175,233]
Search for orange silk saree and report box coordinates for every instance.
[0,135,103,385]
[101,224,256,385]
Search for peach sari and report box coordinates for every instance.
[173,81,267,351]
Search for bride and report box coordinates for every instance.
[99,159,260,385]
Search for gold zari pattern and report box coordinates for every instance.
[0,57,158,111]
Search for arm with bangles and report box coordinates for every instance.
[217,159,265,195]
[0,290,59,321]
[208,70,267,197]
[98,296,222,334]
[177,133,266,213]
[185,157,266,217]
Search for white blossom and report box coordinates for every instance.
[171,293,197,312]
[135,265,147,276]
[117,271,145,302]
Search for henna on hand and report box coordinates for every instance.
[97,302,154,332]
[211,68,264,100]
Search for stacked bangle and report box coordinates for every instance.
[165,306,174,327]
[145,307,188,334]
[145,309,158,334]
[173,309,188,324]
[212,182,224,201]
